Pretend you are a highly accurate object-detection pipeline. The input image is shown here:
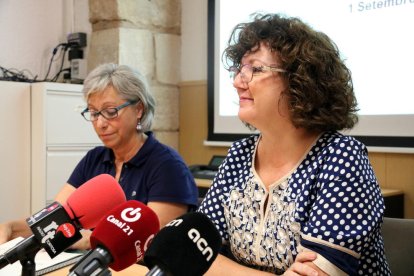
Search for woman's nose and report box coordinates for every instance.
[233,73,248,89]
[95,114,108,128]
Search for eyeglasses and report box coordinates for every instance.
[229,64,286,84]
[81,101,137,122]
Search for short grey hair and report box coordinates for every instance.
[82,63,155,131]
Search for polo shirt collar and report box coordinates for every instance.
[102,131,157,167]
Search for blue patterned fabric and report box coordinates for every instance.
[198,131,390,275]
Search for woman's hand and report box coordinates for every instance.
[0,220,32,244]
[0,222,12,244]
[69,229,92,250]
[283,251,319,276]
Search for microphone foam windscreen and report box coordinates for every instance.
[64,174,126,229]
[144,212,222,276]
[90,200,160,271]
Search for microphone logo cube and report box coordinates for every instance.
[26,202,82,257]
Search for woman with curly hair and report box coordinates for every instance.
[199,13,390,275]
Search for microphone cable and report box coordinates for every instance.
[0,66,37,83]
[1,42,76,83]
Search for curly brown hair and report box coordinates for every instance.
[223,13,359,132]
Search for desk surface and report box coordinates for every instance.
[195,178,403,198]
[381,188,404,197]
[47,264,148,275]
[195,178,214,188]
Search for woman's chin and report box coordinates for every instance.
[238,111,253,124]
[100,138,115,148]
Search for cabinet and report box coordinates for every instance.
[31,82,101,213]
[0,81,31,221]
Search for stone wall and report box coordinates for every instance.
[88,0,181,149]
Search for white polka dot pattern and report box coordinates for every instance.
[198,131,390,275]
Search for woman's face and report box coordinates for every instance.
[233,42,289,130]
[87,86,142,150]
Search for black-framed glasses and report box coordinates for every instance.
[81,101,137,122]
[229,64,286,84]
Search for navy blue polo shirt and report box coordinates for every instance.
[67,132,198,208]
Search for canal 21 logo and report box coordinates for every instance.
[107,206,142,236]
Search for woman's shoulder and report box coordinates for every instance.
[315,131,367,154]
[143,132,188,166]
[308,132,375,178]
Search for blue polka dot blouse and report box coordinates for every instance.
[198,131,391,275]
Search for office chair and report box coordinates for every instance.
[382,217,414,275]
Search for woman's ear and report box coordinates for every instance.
[136,101,144,118]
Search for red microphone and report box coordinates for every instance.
[69,200,160,275]
[0,174,126,271]
[63,173,127,229]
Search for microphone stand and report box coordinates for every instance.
[20,250,37,276]
[146,265,173,276]
[0,236,41,276]
[68,247,113,276]
[146,266,165,276]
[97,268,112,276]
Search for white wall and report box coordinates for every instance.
[0,0,205,81]
[0,0,91,81]
[181,0,207,82]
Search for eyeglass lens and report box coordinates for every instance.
[82,101,134,121]
[91,109,118,120]
[229,64,286,84]
[229,65,253,83]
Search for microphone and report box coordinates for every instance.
[68,200,160,276]
[0,174,126,270]
[144,212,222,276]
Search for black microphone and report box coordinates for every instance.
[0,203,82,274]
[0,174,126,273]
[144,212,221,276]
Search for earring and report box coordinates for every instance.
[136,119,142,131]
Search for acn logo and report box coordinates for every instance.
[165,218,183,227]
[188,228,214,261]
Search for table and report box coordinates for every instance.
[47,264,149,275]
